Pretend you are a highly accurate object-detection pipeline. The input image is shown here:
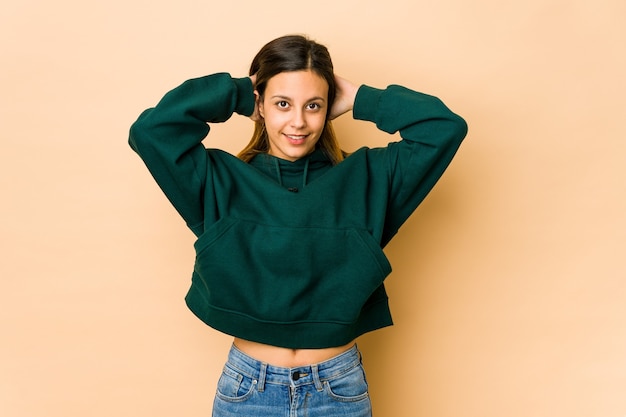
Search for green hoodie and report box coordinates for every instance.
[129,73,467,348]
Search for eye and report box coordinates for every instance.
[276,100,289,109]
[306,102,322,111]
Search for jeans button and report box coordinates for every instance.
[292,371,300,381]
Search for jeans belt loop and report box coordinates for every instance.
[257,362,267,392]
[311,364,323,392]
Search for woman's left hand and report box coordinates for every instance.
[329,75,358,120]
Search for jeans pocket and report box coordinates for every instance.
[215,365,257,403]
[324,364,370,402]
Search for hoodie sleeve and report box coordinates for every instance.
[353,84,468,245]
[128,73,255,235]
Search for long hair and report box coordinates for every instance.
[237,35,345,164]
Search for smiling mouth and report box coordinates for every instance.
[284,134,309,143]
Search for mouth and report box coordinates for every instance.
[284,133,309,144]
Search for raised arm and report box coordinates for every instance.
[353,82,468,244]
[129,73,255,235]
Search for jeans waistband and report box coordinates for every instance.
[224,344,362,391]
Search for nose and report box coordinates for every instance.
[291,109,306,128]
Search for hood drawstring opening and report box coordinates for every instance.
[272,156,311,192]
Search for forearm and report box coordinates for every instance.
[353,84,467,146]
[129,73,255,158]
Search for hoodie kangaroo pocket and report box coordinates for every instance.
[193,217,239,254]
[193,219,392,324]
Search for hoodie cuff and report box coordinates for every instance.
[233,77,255,117]
[353,85,384,123]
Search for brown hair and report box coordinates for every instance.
[237,35,345,164]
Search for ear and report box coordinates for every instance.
[255,90,265,118]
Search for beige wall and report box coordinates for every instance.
[2,0,625,416]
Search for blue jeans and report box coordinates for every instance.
[212,344,372,417]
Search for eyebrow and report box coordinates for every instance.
[270,95,326,102]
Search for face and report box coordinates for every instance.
[258,70,329,162]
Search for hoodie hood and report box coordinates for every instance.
[249,149,333,192]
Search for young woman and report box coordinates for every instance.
[129,34,467,417]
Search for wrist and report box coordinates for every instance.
[233,77,255,117]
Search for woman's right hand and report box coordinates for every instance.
[249,74,262,122]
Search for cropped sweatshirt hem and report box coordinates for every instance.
[129,72,467,349]
[185,283,393,349]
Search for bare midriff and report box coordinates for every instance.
[233,338,356,368]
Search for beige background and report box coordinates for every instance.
[2,0,625,416]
